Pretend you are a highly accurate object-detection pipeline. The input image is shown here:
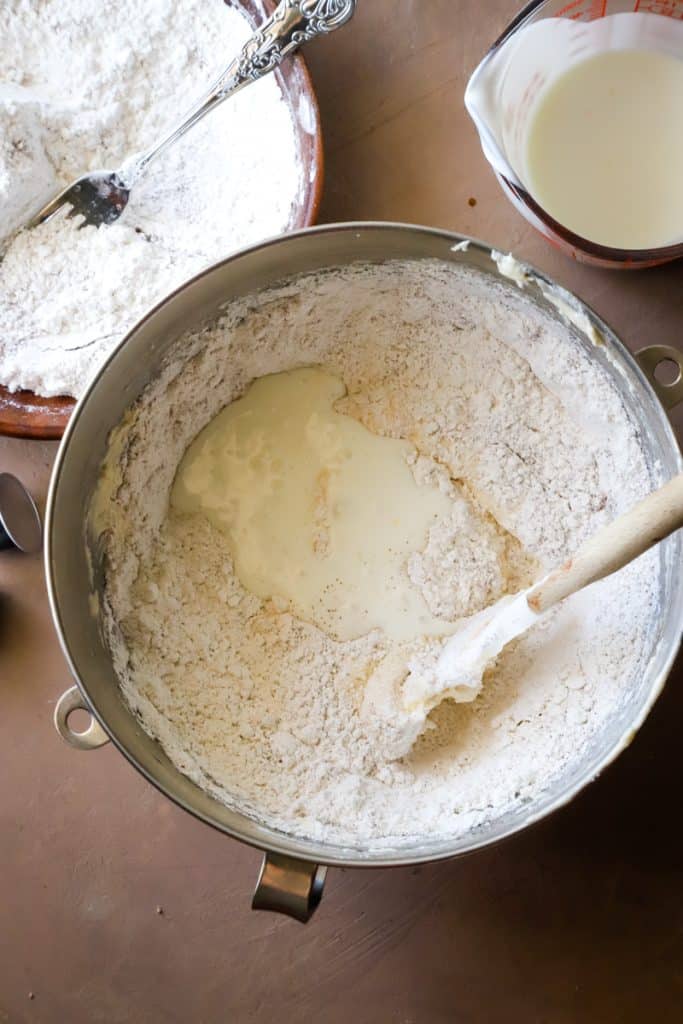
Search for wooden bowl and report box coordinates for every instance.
[0,0,323,441]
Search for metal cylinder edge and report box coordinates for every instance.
[252,852,327,922]
[0,473,42,553]
[54,685,110,751]
[635,345,683,412]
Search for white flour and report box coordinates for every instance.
[0,0,301,398]
[91,261,661,849]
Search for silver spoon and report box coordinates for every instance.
[25,0,356,232]
[0,474,42,553]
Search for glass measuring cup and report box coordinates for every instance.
[466,1,683,268]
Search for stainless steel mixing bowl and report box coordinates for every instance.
[48,223,683,922]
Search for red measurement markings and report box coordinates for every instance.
[511,70,546,153]
[634,0,683,17]
[557,0,607,19]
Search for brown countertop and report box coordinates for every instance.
[1,3,682,1021]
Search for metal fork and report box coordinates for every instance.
[27,0,356,232]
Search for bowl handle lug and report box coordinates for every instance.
[636,345,683,411]
[252,852,327,923]
[54,685,110,750]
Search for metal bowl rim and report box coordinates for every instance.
[45,220,683,868]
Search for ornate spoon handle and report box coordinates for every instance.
[230,0,357,86]
[122,0,356,185]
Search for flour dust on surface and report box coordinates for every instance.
[0,0,301,398]
[91,260,660,849]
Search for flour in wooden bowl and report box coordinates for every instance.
[91,261,660,849]
[0,0,301,398]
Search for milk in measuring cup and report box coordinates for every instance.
[525,44,683,250]
[475,10,683,255]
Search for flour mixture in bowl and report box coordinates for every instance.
[92,260,660,849]
[0,0,304,398]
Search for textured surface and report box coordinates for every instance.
[1,1,683,1021]
[0,0,301,399]
[97,262,657,845]
[0,0,323,432]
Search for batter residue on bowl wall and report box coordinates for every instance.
[91,261,660,849]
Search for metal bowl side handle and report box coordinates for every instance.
[636,345,683,411]
[54,685,110,751]
[252,853,327,923]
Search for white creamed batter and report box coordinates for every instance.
[173,367,455,643]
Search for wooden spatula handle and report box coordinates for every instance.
[527,473,683,614]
